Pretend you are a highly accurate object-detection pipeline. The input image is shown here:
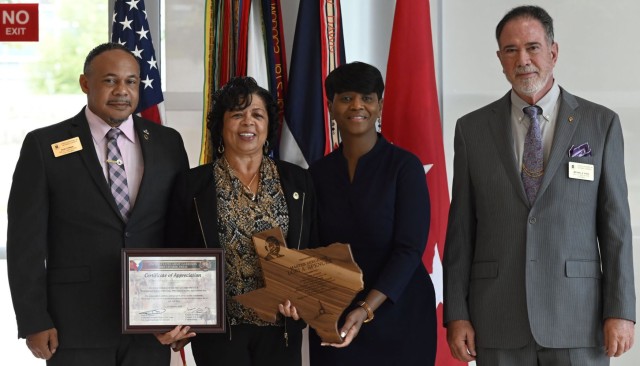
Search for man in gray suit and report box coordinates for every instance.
[443,5,635,365]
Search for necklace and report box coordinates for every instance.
[224,157,260,200]
[241,172,258,200]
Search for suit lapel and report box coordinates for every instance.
[193,186,219,248]
[128,118,153,223]
[487,93,530,206]
[535,88,580,202]
[277,161,304,249]
[71,108,123,218]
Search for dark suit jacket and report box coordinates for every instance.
[167,159,317,252]
[165,159,317,344]
[7,108,189,348]
[443,88,635,349]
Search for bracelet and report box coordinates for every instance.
[357,301,374,323]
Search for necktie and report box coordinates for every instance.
[107,128,131,222]
[521,105,544,205]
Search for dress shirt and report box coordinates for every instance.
[86,107,144,208]
[510,81,561,171]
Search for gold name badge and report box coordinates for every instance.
[51,137,83,157]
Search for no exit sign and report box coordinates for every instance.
[0,3,39,42]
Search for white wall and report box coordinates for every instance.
[163,1,640,365]
[441,2,640,365]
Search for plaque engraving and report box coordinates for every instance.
[234,228,364,343]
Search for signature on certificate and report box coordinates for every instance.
[139,308,166,315]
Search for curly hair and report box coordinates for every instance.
[207,76,279,160]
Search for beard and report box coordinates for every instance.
[508,65,552,97]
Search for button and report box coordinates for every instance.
[125,232,131,238]
[529,217,537,224]
[293,192,299,200]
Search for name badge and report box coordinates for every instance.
[568,162,594,181]
[51,137,83,157]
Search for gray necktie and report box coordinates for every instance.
[521,105,544,205]
[107,128,131,222]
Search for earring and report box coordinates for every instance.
[376,117,382,132]
[263,140,270,155]
[217,142,224,154]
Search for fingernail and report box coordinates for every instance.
[340,331,347,338]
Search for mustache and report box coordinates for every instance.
[107,99,131,105]
[515,66,539,75]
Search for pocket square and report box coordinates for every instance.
[568,143,592,157]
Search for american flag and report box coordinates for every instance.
[111,0,164,124]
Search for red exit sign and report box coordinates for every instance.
[0,3,39,42]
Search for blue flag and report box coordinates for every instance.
[280,0,346,167]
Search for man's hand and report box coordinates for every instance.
[604,318,635,357]
[26,328,58,360]
[446,320,477,362]
[155,325,196,351]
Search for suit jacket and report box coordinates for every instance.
[165,159,317,340]
[443,88,635,349]
[7,108,189,348]
[167,159,317,253]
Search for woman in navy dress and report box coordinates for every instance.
[308,62,437,365]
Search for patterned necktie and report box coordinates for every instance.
[521,105,544,205]
[107,128,131,222]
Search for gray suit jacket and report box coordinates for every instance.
[443,88,635,349]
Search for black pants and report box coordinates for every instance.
[191,324,302,366]
[48,334,169,366]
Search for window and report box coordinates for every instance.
[1,1,105,363]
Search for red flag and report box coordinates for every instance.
[381,1,460,364]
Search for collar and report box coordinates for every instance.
[85,106,136,143]
[337,133,388,161]
[510,80,561,124]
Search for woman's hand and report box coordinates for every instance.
[154,325,196,351]
[321,306,368,348]
[321,289,387,348]
[278,299,300,320]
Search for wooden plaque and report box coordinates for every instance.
[234,228,364,343]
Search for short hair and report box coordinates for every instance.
[83,43,137,74]
[207,76,279,159]
[324,61,384,101]
[495,5,554,45]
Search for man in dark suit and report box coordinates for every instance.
[7,43,191,365]
[443,5,635,365]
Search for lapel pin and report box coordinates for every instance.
[143,129,150,140]
[568,116,574,123]
[293,192,299,200]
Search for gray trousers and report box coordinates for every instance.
[477,340,609,366]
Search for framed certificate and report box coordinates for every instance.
[121,248,225,333]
